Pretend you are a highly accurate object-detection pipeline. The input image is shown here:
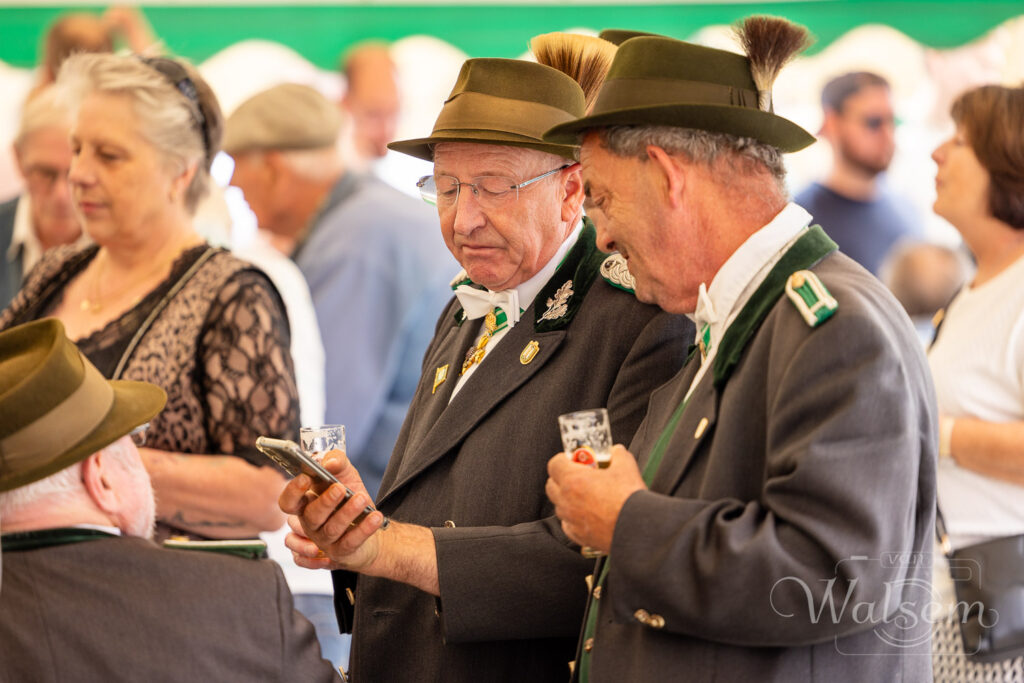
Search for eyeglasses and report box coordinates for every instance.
[129,423,149,448]
[136,56,211,158]
[416,164,573,209]
[858,114,896,132]
[23,164,70,192]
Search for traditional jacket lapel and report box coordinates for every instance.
[379,318,477,498]
[643,226,838,494]
[383,314,566,500]
[379,220,605,504]
[648,372,719,494]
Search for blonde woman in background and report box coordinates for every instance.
[1,53,299,541]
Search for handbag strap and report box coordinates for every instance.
[935,503,953,557]
[928,291,960,559]
[112,245,219,380]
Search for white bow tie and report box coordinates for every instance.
[453,285,521,327]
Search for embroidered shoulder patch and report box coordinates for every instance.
[784,270,838,328]
[599,254,635,293]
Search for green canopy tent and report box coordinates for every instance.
[1,1,1022,69]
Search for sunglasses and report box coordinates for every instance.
[859,115,896,132]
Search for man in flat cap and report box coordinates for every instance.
[224,83,454,499]
[278,57,691,682]
[0,319,340,682]
[543,18,937,682]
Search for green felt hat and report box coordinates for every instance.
[0,318,166,492]
[545,36,815,153]
[598,29,664,46]
[388,58,585,161]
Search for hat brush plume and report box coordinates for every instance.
[734,16,812,112]
[530,32,617,111]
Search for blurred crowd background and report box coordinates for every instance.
[2,2,1024,250]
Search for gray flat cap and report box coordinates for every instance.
[223,83,341,154]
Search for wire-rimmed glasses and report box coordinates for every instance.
[129,423,149,448]
[416,163,573,209]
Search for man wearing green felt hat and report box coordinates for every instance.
[544,17,937,682]
[279,53,692,682]
[0,319,341,681]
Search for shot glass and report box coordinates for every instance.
[300,424,346,462]
[557,408,613,558]
[558,408,612,469]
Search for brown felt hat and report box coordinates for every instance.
[0,319,166,492]
[388,58,585,161]
[545,36,815,153]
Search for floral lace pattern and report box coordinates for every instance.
[1,244,300,465]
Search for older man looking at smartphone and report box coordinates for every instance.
[279,55,692,682]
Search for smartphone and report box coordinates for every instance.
[255,436,389,529]
[256,436,345,494]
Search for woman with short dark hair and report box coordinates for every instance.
[1,52,299,541]
[928,84,1024,681]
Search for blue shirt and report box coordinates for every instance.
[293,173,456,497]
[794,181,921,277]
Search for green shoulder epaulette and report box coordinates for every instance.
[599,253,636,293]
[162,537,268,560]
[784,269,838,328]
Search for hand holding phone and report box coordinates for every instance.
[256,436,389,529]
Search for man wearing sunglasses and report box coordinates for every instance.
[795,71,922,277]
[279,57,691,682]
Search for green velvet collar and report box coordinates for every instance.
[712,225,837,388]
[1,527,117,552]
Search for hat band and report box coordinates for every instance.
[0,359,115,475]
[433,91,578,142]
[593,77,760,116]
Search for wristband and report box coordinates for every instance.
[938,415,955,460]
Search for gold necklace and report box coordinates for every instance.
[79,244,189,314]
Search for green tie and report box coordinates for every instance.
[577,385,693,682]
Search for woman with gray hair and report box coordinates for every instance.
[1,52,299,541]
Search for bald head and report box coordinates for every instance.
[341,42,400,160]
[42,13,112,82]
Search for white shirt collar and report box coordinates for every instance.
[690,202,813,354]
[8,195,42,270]
[8,194,90,273]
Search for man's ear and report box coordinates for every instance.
[263,150,291,190]
[81,451,121,517]
[646,145,686,210]
[819,108,840,140]
[12,143,24,176]
[560,162,584,223]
